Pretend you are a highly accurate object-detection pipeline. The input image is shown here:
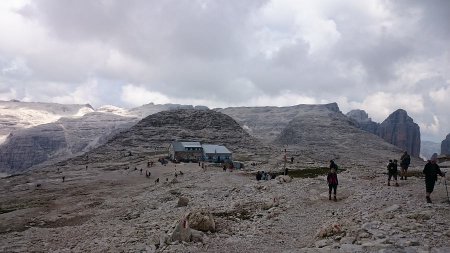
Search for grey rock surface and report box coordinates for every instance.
[346,109,379,135]
[0,112,138,174]
[217,103,340,143]
[378,109,421,157]
[441,133,450,155]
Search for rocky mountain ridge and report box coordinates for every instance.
[442,133,450,155]
[0,100,94,144]
[65,109,272,168]
[347,109,421,157]
[217,103,340,143]
[0,101,211,174]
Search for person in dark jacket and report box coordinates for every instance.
[387,159,399,187]
[327,161,339,201]
[423,158,445,203]
[400,151,411,180]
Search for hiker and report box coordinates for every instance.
[166,178,169,182]
[140,168,143,175]
[223,164,227,172]
[387,159,399,186]
[86,165,88,170]
[400,151,411,180]
[62,176,65,183]
[423,157,445,203]
[291,157,294,163]
[284,167,288,176]
[256,171,262,181]
[327,166,338,201]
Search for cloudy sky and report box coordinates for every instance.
[0,0,449,141]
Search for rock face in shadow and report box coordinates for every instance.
[441,134,450,155]
[346,109,379,135]
[377,109,421,157]
[0,113,137,174]
[0,124,67,173]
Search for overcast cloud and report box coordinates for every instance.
[0,0,449,142]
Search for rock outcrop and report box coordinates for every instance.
[377,109,421,157]
[0,112,137,174]
[346,109,379,135]
[274,105,404,165]
[0,100,94,144]
[73,109,270,167]
[0,124,68,173]
[441,134,450,155]
[217,103,342,142]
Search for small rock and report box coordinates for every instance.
[177,197,189,207]
[190,229,204,243]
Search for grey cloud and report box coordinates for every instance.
[1,0,448,140]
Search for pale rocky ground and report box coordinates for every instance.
[1,155,449,253]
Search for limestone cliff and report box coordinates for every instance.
[346,109,379,135]
[441,134,450,155]
[377,109,421,157]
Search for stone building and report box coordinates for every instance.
[169,141,203,162]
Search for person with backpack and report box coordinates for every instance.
[387,159,399,186]
[400,151,411,180]
[327,160,339,201]
[423,157,445,203]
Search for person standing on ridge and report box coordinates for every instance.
[400,151,411,180]
[423,157,445,203]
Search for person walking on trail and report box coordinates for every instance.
[327,166,338,201]
[400,151,411,180]
[423,157,445,203]
[387,159,399,187]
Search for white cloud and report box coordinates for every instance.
[0,0,449,141]
[121,84,171,107]
[350,92,425,122]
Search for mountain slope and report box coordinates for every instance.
[217,103,341,142]
[68,109,272,167]
[274,106,407,166]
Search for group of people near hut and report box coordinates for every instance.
[256,171,277,181]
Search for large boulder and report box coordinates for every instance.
[186,209,216,232]
[378,109,421,157]
[441,133,450,155]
